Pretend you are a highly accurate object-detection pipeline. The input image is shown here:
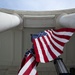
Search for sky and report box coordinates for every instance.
[0,0,75,11]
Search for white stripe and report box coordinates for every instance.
[18,56,34,75]
[45,31,63,50]
[50,31,69,43]
[30,65,37,75]
[44,36,60,57]
[39,37,53,61]
[35,38,45,63]
[51,29,73,36]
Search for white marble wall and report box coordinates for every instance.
[0,28,22,75]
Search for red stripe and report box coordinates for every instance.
[18,54,32,73]
[53,28,75,32]
[18,57,26,73]
[52,30,71,40]
[32,39,40,62]
[51,34,65,46]
[36,72,38,75]
[46,31,63,54]
[20,57,26,69]
[47,30,65,46]
[42,36,57,59]
[38,37,49,62]
[47,35,63,54]
[25,54,33,63]
[23,59,36,75]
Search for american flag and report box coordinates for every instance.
[18,49,38,75]
[31,28,75,63]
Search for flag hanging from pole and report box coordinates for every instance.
[31,28,75,63]
[18,48,38,75]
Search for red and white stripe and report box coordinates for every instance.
[32,28,75,63]
[18,53,38,75]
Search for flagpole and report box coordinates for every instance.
[54,57,71,75]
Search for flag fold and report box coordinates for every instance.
[18,48,38,75]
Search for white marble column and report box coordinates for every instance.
[0,12,22,32]
[56,13,75,28]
